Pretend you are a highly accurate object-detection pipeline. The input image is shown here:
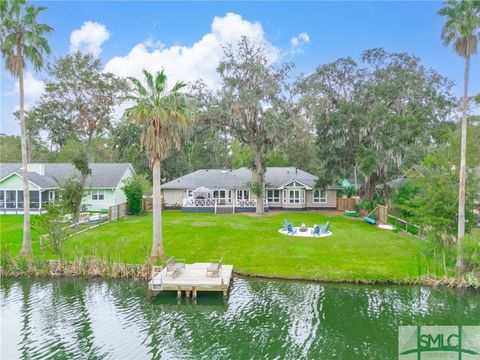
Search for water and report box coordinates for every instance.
[1,277,479,360]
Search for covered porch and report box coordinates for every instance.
[181,187,268,213]
[0,189,55,214]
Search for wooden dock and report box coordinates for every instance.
[148,263,233,299]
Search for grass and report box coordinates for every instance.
[1,211,431,282]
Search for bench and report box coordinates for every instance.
[165,256,185,278]
[206,256,223,277]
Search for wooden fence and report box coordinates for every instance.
[109,202,128,221]
[336,197,357,211]
[376,205,388,223]
[143,197,153,211]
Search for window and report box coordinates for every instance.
[313,189,327,203]
[213,190,226,199]
[0,191,4,208]
[236,190,249,200]
[267,189,280,203]
[17,190,23,209]
[30,191,39,209]
[288,189,300,204]
[91,190,105,201]
[6,191,16,208]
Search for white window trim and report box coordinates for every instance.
[213,189,227,200]
[236,189,250,200]
[288,189,300,204]
[267,189,281,203]
[313,189,327,203]
[91,190,105,201]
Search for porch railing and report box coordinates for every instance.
[182,198,268,208]
[1,200,52,210]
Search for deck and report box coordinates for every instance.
[148,263,233,299]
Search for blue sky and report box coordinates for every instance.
[1,1,479,135]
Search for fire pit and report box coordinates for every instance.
[299,223,308,232]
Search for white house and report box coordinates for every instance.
[0,163,135,214]
[161,167,342,213]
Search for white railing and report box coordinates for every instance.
[182,197,268,208]
[235,199,257,207]
[195,198,217,207]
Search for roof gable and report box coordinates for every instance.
[0,163,134,189]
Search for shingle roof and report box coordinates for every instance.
[162,167,342,190]
[0,163,134,189]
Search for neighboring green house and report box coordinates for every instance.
[0,163,135,214]
[378,165,425,191]
[341,178,362,190]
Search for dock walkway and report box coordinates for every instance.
[148,263,233,299]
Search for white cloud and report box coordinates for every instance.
[70,21,110,57]
[290,32,310,47]
[104,13,279,89]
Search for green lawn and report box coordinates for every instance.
[1,211,430,282]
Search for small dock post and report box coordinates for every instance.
[192,286,197,300]
[177,286,182,300]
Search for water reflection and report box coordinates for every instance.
[1,278,479,359]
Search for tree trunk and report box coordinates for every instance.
[151,157,165,261]
[223,128,229,169]
[18,40,32,256]
[455,54,470,275]
[87,131,94,164]
[72,131,94,224]
[252,147,265,215]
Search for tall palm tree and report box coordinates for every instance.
[1,0,52,256]
[439,0,479,274]
[124,70,191,261]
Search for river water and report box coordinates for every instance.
[1,277,479,359]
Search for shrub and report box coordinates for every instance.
[31,204,66,254]
[462,230,480,272]
[61,176,85,222]
[122,177,144,215]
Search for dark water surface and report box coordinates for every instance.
[1,277,479,359]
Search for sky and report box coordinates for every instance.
[1,0,479,135]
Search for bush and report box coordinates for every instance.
[122,178,144,215]
[31,204,65,254]
[462,230,480,272]
[61,176,85,222]
[338,186,357,198]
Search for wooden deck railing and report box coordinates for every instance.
[182,198,268,208]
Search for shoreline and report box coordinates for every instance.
[1,258,478,290]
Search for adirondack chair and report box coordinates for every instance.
[207,256,223,277]
[287,224,296,235]
[311,225,321,237]
[165,257,185,278]
[282,219,293,231]
[319,222,330,234]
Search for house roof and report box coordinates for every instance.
[162,167,342,190]
[0,163,134,189]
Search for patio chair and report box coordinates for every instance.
[165,256,185,278]
[319,222,330,234]
[282,219,292,232]
[206,256,223,277]
[287,224,296,235]
[311,225,321,237]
